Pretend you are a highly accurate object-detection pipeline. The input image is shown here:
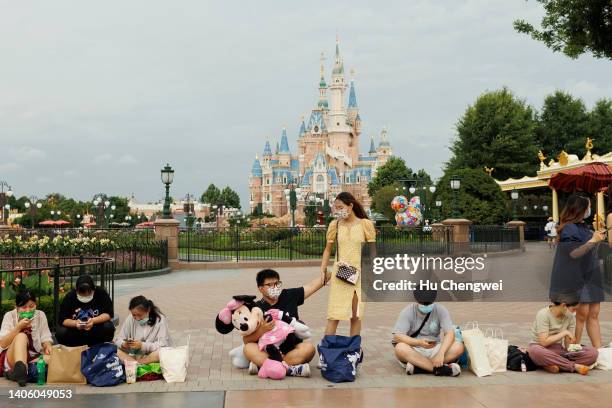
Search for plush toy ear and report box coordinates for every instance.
[215,315,235,334]
[233,295,257,309]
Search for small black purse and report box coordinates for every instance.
[334,220,359,285]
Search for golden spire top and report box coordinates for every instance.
[484,166,494,176]
[586,137,594,151]
[350,68,355,80]
[538,150,546,162]
[319,52,325,77]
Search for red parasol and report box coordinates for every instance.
[38,220,56,226]
[54,220,70,226]
[135,221,154,229]
[548,162,612,193]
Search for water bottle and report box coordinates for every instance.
[520,358,527,372]
[37,356,46,385]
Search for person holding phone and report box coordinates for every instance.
[0,290,53,387]
[56,274,115,347]
[115,296,171,364]
[392,289,464,376]
[551,195,605,348]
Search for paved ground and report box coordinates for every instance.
[0,242,610,406]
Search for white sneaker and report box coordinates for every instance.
[316,355,323,369]
[397,359,414,375]
[287,363,311,377]
[248,362,259,375]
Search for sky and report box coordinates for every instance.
[1,0,611,208]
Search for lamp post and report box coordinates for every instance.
[435,200,442,222]
[450,175,461,218]
[3,204,10,224]
[161,164,174,219]
[24,196,42,228]
[510,189,519,221]
[0,181,13,225]
[284,186,300,227]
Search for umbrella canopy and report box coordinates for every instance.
[38,220,56,226]
[39,220,71,226]
[548,162,612,193]
[135,221,154,229]
[54,220,71,226]
[83,222,97,227]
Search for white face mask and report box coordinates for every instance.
[267,286,282,299]
[77,294,94,303]
[584,207,591,219]
[334,209,349,219]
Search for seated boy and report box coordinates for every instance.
[527,291,598,374]
[392,289,464,376]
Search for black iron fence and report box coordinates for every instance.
[178,225,455,262]
[469,225,521,253]
[0,256,115,330]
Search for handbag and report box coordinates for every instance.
[81,343,125,386]
[596,347,612,370]
[334,220,359,285]
[483,328,508,373]
[317,335,362,383]
[507,345,537,371]
[461,322,492,377]
[47,345,88,384]
[159,336,190,383]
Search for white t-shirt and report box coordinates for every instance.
[544,221,557,237]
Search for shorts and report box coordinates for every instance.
[395,342,442,365]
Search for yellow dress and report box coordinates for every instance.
[326,218,376,321]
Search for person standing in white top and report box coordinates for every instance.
[544,217,557,249]
[115,296,171,364]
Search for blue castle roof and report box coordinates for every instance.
[263,141,272,156]
[279,128,290,153]
[348,80,358,109]
[251,157,262,177]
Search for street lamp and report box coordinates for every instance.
[0,181,13,225]
[510,189,519,221]
[543,205,549,214]
[161,164,175,219]
[284,185,299,227]
[450,175,461,218]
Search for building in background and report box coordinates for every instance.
[249,39,393,217]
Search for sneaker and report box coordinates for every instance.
[248,362,259,375]
[316,355,323,369]
[10,361,28,387]
[404,362,415,375]
[287,363,311,377]
[433,363,461,377]
[543,365,560,374]
[574,364,589,375]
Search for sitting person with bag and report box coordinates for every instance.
[392,289,464,376]
[0,290,53,387]
[115,296,171,365]
[56,275,115,347]
[527,291,598,375]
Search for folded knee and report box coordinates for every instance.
[394,343,412,357]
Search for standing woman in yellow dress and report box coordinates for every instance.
[320,192,376,337]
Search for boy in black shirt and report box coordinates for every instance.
[56,275,115,347]
[243,269,326,377]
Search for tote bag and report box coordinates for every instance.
[47,345,88,384]
[596,347,612,370]
[484,328,508,373]
[159,336,190,383]
[461,322,492,377]
[80,343,125,387]
[317,335,362,383]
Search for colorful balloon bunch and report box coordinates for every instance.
[391,195,423,227]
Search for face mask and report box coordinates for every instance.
[137,316,149,326]
[418,304,434,314]
[77,294,94,303]
[18,310,35,320]
[267,286,282,299]
[334,209,349,219]
[584,207,591,219]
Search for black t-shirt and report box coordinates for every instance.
[58,287,114,324]
[256,287,305,321]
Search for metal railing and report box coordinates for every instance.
[178,225,454,262]
[0,256,115,330]
[469,225,521,253]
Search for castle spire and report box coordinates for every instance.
[332,35,344,75]
[279,127,290,153]
[298,116,306,137]
[318,52,329,109]
[263,140,272,156]
[251,155,262,177]
[369,136,376,154]
[348,69,358,109]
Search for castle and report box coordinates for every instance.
[249,39,393,218]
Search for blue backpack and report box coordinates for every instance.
[81,343,125,386]
[317,335,362,383]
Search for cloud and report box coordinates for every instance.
[0,162,20,172]
[63,169,78,178]
[36,176,52,184]
[118,154,138,165]
[8,146,46,161]
[93,153,113,164]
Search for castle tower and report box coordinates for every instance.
[327,37,350,135]
[278,127,291,167]
[249,155,263,214]
[347,70,358,124]
[318,52,329,110]
[376,127,393,168]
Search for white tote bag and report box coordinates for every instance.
[159,336,190,383]
[461,322,492,377]
[484,328,508,373]
[596,347,612,370]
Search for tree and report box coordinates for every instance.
[514,1,612,60]
[538,91,589,158]
[200,184,221,204]
[434,168,510,224]
[372,184,402,222]
[367,157,413,198]
[447,88,539,180]
[219,187,241,209]
[587,98,612,153]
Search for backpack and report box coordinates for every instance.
[506,345,537,371]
